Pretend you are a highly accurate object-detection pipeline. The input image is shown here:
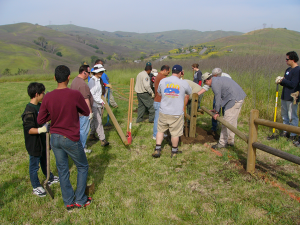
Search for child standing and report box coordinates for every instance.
[21,82,59,197]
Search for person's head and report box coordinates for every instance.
[211,68,222,77]
[145,65,152,74]
[92,64,106,78]
[192,63,199,71]
[146,62,152,67]
[94,59,104,65]
[160,65,170,76]
[202,72,213,86]
[172,65,184,78]
[27,82,45,100]
[286,51,299,64]
[55,65,70,83]
[79,64,90,80]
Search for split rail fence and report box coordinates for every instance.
[184,93,300,173]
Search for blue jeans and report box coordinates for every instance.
[153,101,160,138]
[281,100,299,136]
[29,150,54,188]
[79,116,90,148]
[212,97,224,131]
[50,133,89,206]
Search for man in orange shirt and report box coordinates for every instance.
[152,65,170,139]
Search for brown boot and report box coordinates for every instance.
[89,134,98,141]
[101,139,109,147]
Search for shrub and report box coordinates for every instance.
[56,52,62,57]
[2,68,11,76]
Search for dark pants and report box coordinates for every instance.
[29,150,54,188]
[212,97,224,131]
[136,93,155,123]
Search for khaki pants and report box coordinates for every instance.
[219,100,244,146]
[90,106,106,140]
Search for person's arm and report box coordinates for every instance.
[280,69,299,89]
[85,99,92,113]
[77,93,90,116]
[37,100,51,125]
[143,74,154,95]
[197,89,206,96]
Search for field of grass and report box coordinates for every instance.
[1,55,300,224]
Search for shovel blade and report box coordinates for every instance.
[44,183,54,199]
[126,132,132,144]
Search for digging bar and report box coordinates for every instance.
[44,126,54,199]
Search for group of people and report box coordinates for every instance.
[22,59,116,211]
[134,62,246,158]
[21,51,299,211]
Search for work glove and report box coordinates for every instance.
[106,84,112,88]
[88,113,93,120]
[38,124,50,134]
[275,76,283,84]
[151,93,155,98]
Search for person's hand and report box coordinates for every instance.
[213,113,219,120]
[106,84,112,88]
[275,76,283,84]
[151,93,155,98]
[38,124,49,134]
[88,113,93,120]
[210,109,217,113]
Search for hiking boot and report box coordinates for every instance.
[33,186,46,197]
[171,151,182,158]
[66,204,75,212]
[288,136,297,141]
[48,176,60,186]
[152,150,161,158]
[293,139,300,145]
[74,197,92,209]
[226,143,234,147]
[89,134,98,141]
[211,143,226,149]
[101,139,109,147]
[280,131,288,138]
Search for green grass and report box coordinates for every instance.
[1,73,300,224]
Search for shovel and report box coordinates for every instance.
[126,78,134,144]
[267,84,279,140]
[44,127,54,199]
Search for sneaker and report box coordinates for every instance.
[48,176,60,186]
[33,186,46,197]
[211,143,226,149]
[171,151,182,158]
[84,148,92,153]
[152,136,156,140]
[89,134,98,141]
[293,139,300,146]
[152,150,161,158]
[74,197,92,209]
[101,139,109,147]
[66,204,75,212]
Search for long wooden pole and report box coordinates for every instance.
[255,118,300,135]
[102,96,129,146]
[201,106,249,143]
[129,78,134,132]
[247,109,259,173]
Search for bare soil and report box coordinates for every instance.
[181,127,217,144]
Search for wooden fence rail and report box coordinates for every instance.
[184,98,300,173]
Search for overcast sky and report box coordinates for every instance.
[0,0,299,33]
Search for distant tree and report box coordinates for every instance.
[2,68,11,76]
[15,68,28,75]
[38,36,47,49]
[106,55,112,60]
[96,50,104,54]
[90,55,98,64]
[168,56,172,59]
[48,44,58,53]
[56,52,63,57]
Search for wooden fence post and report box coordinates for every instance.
[247,109,259,173]
[189,93,198,138]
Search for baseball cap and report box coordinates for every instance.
[202,72,212,82]
[172,64,183,72]
[146,62,152,66]
[92,64,106,73]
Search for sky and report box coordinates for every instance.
[0,0,299,34]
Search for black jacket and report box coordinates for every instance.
[281,66,300,102]
[21,104,45,156]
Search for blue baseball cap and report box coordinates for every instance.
[172,64,183,72]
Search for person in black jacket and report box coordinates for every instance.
[21,82,59,197]
[275,51,300,141]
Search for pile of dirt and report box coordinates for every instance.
[181,127,218,144]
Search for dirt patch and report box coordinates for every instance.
[181,127,217,144]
